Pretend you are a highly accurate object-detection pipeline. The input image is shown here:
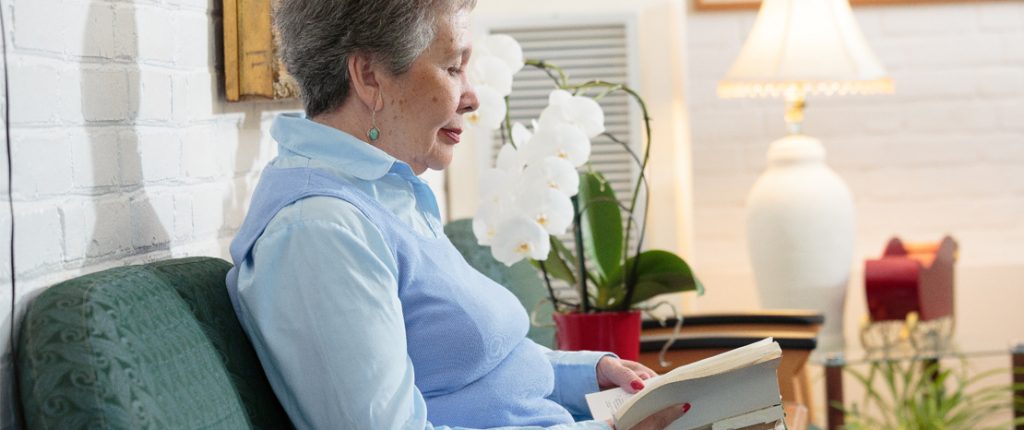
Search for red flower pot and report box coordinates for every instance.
[552,311,642,361]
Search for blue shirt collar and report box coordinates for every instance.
[271,113,417,182]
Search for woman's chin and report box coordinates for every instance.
[426,154,454,172]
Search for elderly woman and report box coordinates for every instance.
[226,1,689,429]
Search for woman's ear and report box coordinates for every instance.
[348,51,384,113]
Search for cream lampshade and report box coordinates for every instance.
[718,0,893,352]
[719,0,893,102]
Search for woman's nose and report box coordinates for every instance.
[459,81,479,115]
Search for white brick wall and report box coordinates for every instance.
[0,32,10,424]
[0,0,299,427]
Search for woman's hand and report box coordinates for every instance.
[596,357,692,430]
[605,403,691,430]
[596,356,658,393]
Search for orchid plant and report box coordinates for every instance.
[466,34,703,314]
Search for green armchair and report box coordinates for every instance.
[16,257,291,429]
[17,224,558,429]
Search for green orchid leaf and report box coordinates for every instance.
[551,236,577,275]
[531,237,576,285]
[630,281,684,306]
[606,250,703,307]
[630,277,704,305]
[578,171,623,284]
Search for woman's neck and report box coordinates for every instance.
[311,108,367,143]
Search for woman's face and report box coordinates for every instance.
[378,9,478,174]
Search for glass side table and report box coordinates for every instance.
[813,340,1024,430]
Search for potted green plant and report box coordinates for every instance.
[840,358,1024,429]
[467,35,704,360]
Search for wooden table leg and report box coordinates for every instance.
[797,368,815,424]
[825,355,845,430]
[1013,343,1024,430]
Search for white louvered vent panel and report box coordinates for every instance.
[486,22,642,302]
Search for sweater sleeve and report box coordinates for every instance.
[540,345,616,420]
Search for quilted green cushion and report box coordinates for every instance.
[17,257,291,429]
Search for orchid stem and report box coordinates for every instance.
[568,80,653,311]
[537,260,562,313]
[524,59,568,88]
[503,95,514,149]
[519,60,655,312]
[571,195,590,314]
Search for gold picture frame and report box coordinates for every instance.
[222,0,297,101]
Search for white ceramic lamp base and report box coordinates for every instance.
[746,134,855,353]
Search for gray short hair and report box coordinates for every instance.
[274,0,477,117]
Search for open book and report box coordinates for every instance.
[586,338,785,430]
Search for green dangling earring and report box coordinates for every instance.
[367,92,381,141]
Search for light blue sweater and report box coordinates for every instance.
[226,114,612,430]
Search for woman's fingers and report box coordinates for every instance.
[621,360,657,380]
[623,402,692,430]
[616,365,645,393]
[597,357,646,393]
[597,357,663,393]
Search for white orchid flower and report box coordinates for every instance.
[465,45,516,131]
[538,89,606,138]
[473,166,520,247]
[491,216,551,266]
[472,217,494,246]
[466,85,506,130]
[479,34,524,75]
[478,167,517,206]
[516,188,574,236]
[522,122,592,167]
[522,156,579,197]
[473,203,505,246]
[495,143,524,173]
[470,55,514,96]
[511,122,532,148]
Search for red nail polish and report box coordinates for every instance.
[630,380,645,391]
[682,403,691,413]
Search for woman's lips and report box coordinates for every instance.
[441,128,462,144]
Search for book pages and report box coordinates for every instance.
[709,405,785,430]
[616,358,782,430]
[586,338,783,430]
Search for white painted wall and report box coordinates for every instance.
[687,0,1024,333]
[687,1,1024,424]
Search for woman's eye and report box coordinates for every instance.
[448,66,463,75]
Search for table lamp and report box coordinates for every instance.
[717,0,893,352]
